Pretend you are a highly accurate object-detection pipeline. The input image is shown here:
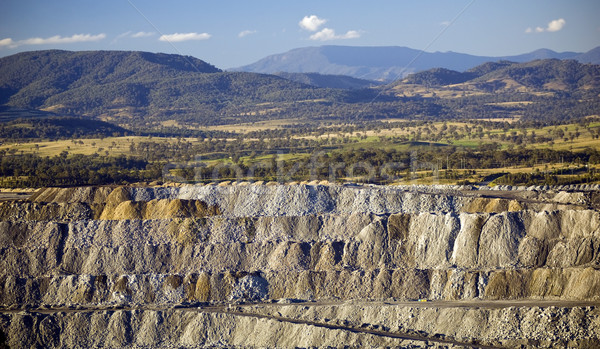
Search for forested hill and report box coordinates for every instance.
[0,50,220,99]
[0,50,598,130]
[400,59,600,93]
[273,72,382,89]
[0,50,342,126]
[0,50,217,113]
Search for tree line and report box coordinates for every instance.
[0,152,162,187]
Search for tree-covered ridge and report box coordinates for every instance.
[0,50,598,128]
[0,152,158,187]
[400,59,600,92]
[0,50,220,89]
[401,68,478,87]
[390,59,600,123]
[273,72,382,89]
[0,50,347,125]
[0,50,221,112]
[0,116,129,139]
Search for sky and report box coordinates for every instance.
[1,0,599,69]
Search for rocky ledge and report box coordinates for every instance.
[1,184,599,348]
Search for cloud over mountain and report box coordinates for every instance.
[309,28,360,41]
[159,32,211,42]
[299,15,360,41]
[0,33,106,48]
[131,31,155,38]
[526,18,566,33]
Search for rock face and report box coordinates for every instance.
[1,184,599,348]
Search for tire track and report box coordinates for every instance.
[209,308,505,349]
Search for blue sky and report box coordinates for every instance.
[1,0,598,69]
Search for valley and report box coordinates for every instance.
[0,50,598,188]
[2,118,599,188]
[0,47,599,348]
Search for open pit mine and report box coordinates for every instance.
[1,183,600,348]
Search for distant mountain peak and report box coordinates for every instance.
[235,45,598,81]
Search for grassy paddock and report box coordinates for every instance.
[2,119,599,185]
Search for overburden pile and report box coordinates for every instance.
[1,184,599,348]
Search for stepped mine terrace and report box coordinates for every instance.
[1,183,599,348]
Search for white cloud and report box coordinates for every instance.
[299,14,360,41]
[309,28,360,41]
[159,32,211,42]
[547,18,566,32]
[526,18,566,33]
[22,33,106,45]
[131,31,154,38]
[440,21,451,27]
[309,28,335,40]
[238,30,257,38]
[0,38,15,48]
[299,15,327,32]
[344,30,361,39]
[0,34,106,48]
[113,31,154,43]
[115,31,133,40]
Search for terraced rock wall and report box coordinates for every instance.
[1,184,599,348]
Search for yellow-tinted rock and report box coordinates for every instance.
[100,187,132,219]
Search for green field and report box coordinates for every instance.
[3,120,599,158]
[1,118,599,187]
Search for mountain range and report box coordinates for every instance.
[0,49,598,135]
[235,45,600,82]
